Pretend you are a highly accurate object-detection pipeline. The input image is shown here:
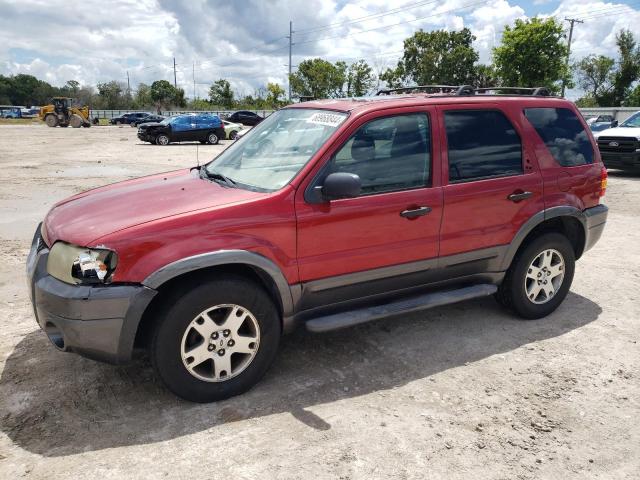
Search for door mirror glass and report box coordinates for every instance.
[612,120,619,127]
[321,172,361,200]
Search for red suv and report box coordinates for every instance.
[27,86,608,402]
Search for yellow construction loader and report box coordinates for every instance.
[39,97,91,128]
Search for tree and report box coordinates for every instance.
[134,82,152,108]
[626,84,640,106]
[380,28,478,87]
[345,60,376,96]
[97,80,125,109]
[612,29,640,106]
[209,79,234,108]
[150,80,184,111]
[575,55,615,106]
[472,64,500,88]
[265,82,286,107]
[493,17,570,93]
[63,80,80,95]
[289,58,346,99]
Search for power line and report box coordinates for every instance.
[295,0,441,36]
[294,0,488,46]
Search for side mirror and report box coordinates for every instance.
[320,172,361,200]
[612,120,619,127]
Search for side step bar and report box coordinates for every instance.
[305,284,498,333]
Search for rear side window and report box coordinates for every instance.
[445,110,523,183]
[524,108,593,166]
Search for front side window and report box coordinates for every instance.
[525,107,593,166]
[445,110,523,183]
[329,113,431,195]
[205,108,347,191]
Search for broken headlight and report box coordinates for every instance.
[47,242,118,285]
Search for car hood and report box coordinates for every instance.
[44,168,265,246]
[594,126,640,139]
[138,122,164,129]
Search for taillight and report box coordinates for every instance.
[599,166,607,198]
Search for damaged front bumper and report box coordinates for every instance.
[26,224,156,364]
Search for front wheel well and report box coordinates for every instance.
[516,216,586,262]
[134,264,284,348]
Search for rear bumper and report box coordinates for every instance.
[583,204,608,253]
[601,151,640,170]
[26,225,156,364]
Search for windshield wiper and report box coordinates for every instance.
[200,167,237,187]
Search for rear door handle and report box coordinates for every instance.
[507,191,533,202]
[400,206,431,219]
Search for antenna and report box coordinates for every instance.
[196,143,199,167]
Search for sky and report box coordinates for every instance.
[0,0,639,100]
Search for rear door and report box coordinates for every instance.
[295,107,443,309]
[521,106,602,210]
[438,104,544,266]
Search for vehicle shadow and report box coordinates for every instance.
[0,292,601,457]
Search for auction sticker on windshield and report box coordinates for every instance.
[306,112,346,128]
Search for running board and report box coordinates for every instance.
[305,284,498,333]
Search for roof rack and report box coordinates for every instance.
[376,85,474,96]
[475,86,553,97]
[375,85,555,97]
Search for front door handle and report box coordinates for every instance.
[507,191,533,202]
[400,206,431,219]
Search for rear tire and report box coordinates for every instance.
[207,132,219,145]
[496,233,575,319]
[229,131,238,140]
[151,276,281,402]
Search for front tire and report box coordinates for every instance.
[229,131,238,140]
[156,134,170,146]
[45,114,58,127]
[497,233,575,319]
[151,276,281,402]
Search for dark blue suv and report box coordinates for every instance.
[137,114,225,145]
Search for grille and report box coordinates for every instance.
[597,136,639,153]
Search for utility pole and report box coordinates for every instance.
[173,57,177,88]
[287,21,294,101]
[126,71,130,95]
[193,61,196,101]
[562,17,583,97]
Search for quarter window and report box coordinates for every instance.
[445,110,523,182]
[525,108,593,166]
[330,113,431,195]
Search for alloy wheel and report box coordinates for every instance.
[524,248,565,304]
[180,304,260,382]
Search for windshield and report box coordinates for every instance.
[160,116,186,125]
[620,112,640,128]
[204,108,348,191]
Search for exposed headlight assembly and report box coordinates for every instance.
[47,242,118,285]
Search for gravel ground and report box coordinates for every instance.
[0,124,638,479]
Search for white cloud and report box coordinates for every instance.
[0,0,638,100]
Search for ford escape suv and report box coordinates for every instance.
[27,86,608,402]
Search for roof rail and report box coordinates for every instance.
[375,85,556,97]
[376,85,474,96]
[474,86,554,97]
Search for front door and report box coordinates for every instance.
[295,109,443,309]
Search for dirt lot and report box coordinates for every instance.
[0,124,638,479]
